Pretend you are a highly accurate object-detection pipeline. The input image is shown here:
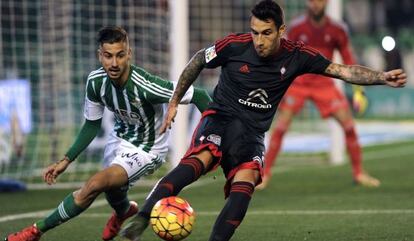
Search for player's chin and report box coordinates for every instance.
[108,72,121,79]
[254,48,266,57]
[257,51,268,58]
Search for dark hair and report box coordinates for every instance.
[251,0,284,29]
[97,26,128,46]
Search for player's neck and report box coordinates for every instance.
[309,14,327,27]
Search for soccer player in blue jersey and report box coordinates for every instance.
[5,26,211,241]
[120,1,406,240]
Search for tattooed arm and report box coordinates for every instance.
[170,49,206,105]
[324,63,407,88]
[160,49,206,133]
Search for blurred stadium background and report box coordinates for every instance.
[1,1,414,241]
[0,0,413,185]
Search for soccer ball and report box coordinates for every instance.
[150,196,196,241]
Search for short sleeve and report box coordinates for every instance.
[134,68,194,104]
[204,44,229,69]
[204,33,251,68]
[84,78,104,120]
[297,44,332,75]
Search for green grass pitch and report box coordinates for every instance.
[1,141,414,241]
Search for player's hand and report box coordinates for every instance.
[159,103,178,134]
[352,87,368,116]
[43,157,71,185]
[383,69,407,88]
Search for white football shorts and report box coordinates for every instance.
[103,133,166,185]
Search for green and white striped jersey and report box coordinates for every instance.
[84,64,194,155]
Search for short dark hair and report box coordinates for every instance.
[251,0,284,29]
[97,26,128,46]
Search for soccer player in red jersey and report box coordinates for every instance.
[258,0,380,189]
[120,1,406,240]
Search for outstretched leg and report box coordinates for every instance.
[5,165,128,241]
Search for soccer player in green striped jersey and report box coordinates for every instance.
[5,26,211,241]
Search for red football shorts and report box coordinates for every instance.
[279,84,349,118]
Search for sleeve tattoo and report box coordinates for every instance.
[171,49,206,104]
[324,63,386,85]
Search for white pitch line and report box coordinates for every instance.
[26,143,414,190]
[0,178,218,223]
[2,209,414,223]
[88,209,414,216]
[3,144,413,224]
[242,209,414,215]
[1,165,302,223]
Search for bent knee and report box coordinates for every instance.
[77,178,108,202]
[233,169,260,186]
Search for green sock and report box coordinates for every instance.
[105,186,130,217]
[35,193,86,233]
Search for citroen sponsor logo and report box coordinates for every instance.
[238,88,272,109]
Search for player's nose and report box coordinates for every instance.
[257,35,264,45]
[111,57,118,67]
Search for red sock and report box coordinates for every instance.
[264,122,288,178]
[343,121,362,178]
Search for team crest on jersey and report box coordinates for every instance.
[280,66,286,75]
[207,134,221,146]
[130,98,141,108]
[299,34,308,43]
[324,34,331,43]
[205,45,217,63]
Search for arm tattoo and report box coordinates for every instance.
[171,49,206,104]
[324,63,386,85]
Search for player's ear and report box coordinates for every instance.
[97,49,102,62]
[278,24,286,37]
